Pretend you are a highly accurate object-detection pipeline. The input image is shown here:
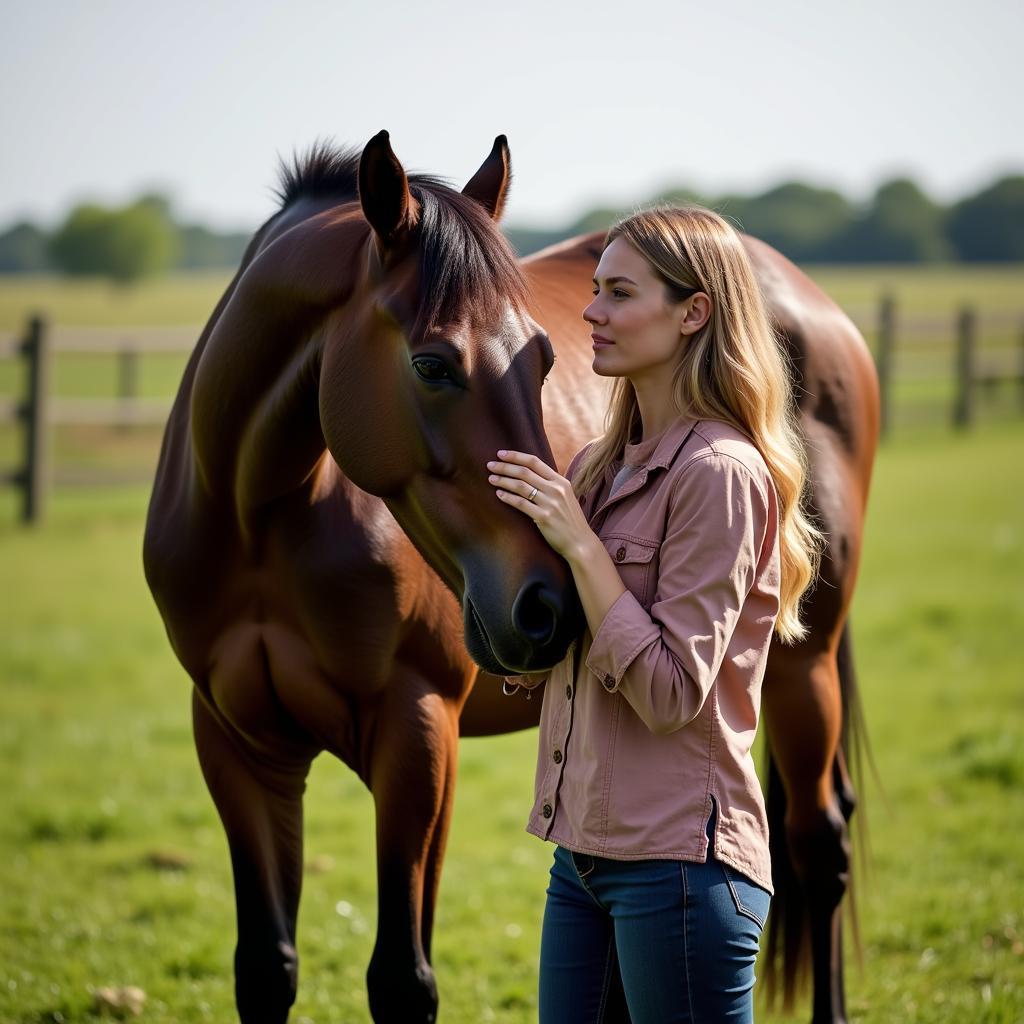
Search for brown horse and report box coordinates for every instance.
[145,132,877,1024]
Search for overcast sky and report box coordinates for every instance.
[3,0,1021,232]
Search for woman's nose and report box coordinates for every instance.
[582,299,602,324]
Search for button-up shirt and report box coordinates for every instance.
[508,416,780,892]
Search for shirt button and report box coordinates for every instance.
[603,674,616,690]
[542,803,553,819]
[615,545,627,562]
[565,684,573,700]
[552,749,563,764]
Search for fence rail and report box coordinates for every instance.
[48,398,175,426]
[2,304,1023,523]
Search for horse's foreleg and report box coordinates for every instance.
[192,689,312,1024]
[763,650,850,1024]
[366,674,459,1024]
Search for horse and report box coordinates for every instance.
[144,132,878,1024]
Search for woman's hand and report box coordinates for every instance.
[486,451,596,564]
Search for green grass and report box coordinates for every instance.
[0,272,232,330]
[1,421,1023,1022]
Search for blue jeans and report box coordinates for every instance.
[538,824,770,1023]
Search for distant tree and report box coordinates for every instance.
[654,186,709,208]
[567,206,627,235]
[719,182,856,262]
[106,200,180,282]
[177,224,250,269]
[833,179,953,262]
[133,192,175,219]
[0,221,50,273]
[49,197,179,283]
[948,176,1024,261]
[48,203,112,276]
[503,225,565,257]
[505,207,627,257]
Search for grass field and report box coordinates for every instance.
[1,413,1022,1023]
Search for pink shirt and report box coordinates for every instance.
[508,416,780,892]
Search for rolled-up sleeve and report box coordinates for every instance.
[585,453,770,734]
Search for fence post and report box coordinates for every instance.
[22,314,50,523]
[1019,321,1024,413]
[117,345,139,430]
[952,306,976,429]
[876,294,895,438]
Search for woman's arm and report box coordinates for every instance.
[584,453,773,733]
[488,449,774,734]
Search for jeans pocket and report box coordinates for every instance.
[721,863,771,931]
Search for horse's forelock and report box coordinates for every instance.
[412,185,528,335]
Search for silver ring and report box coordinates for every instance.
[527,486,539,503]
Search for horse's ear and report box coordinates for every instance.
[462,135,511,221]
[359,130,412,246]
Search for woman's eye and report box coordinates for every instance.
[612,289,628,299]
[412,356,453,383]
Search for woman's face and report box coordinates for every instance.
[583,236,698,381]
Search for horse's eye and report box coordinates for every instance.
[412,356,454,384]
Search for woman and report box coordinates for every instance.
[485,206,821,1023]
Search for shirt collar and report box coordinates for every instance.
[589,415,698,520]
[608,414,698,479]
[645,414,698,470]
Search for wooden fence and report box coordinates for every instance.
[0,320,194,523]
[867,299,1024,437]
[2,304,1023,523]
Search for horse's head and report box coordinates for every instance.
[319,131,582,674]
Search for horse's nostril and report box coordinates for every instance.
[511,581,560,646]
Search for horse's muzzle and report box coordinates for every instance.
[464,575,583,676]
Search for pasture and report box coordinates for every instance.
[1,265,1023,1022]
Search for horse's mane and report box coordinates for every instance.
[275,141,362,206]
[275,141,528,331]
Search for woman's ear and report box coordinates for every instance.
[680,293,712,336]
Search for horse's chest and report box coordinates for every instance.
[147,492,408,690]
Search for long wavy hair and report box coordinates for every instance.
[573,206,821,642]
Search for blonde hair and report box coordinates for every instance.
[573,206,821,642]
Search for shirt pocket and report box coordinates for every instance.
[601,534,659,609]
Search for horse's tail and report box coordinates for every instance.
[761,620,872,1011]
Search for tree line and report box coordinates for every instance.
[505,175,1024,264]
[1,174,1021,283]
[0,195,250,283]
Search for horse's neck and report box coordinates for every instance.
[190,202,368,514]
